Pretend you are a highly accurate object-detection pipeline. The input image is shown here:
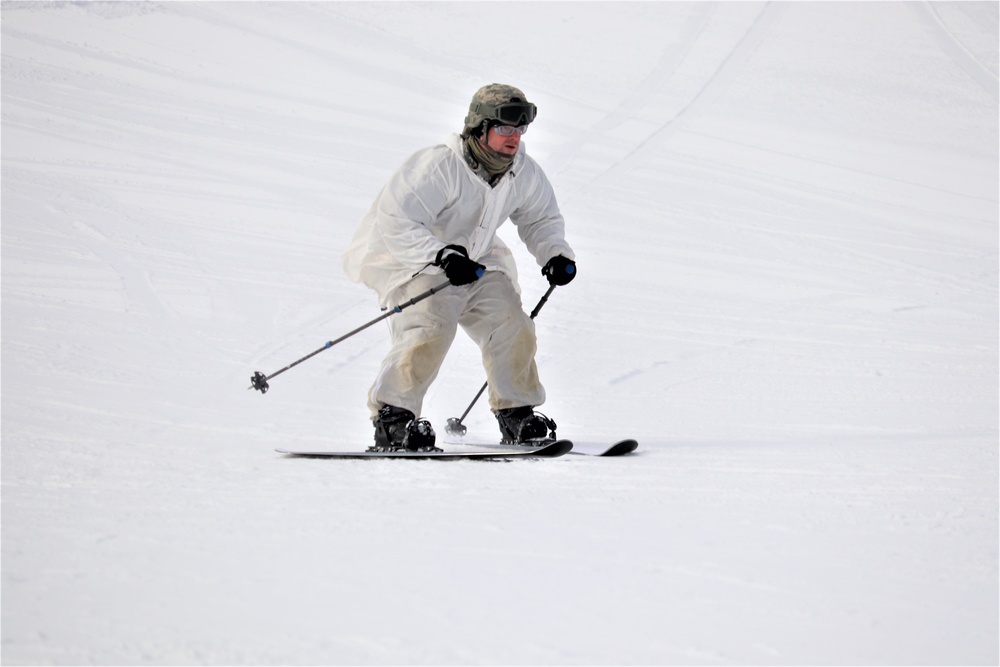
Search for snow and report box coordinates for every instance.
[1,1,997,664]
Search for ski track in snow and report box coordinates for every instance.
[1,3,997,665]
[913,1,999,103]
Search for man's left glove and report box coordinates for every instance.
[542,255,577,286]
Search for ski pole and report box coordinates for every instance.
[249,279,453,394]
[445,283,557,436]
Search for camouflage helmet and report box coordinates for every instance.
[463,83,537,136]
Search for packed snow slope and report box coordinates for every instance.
[2,2,997,665]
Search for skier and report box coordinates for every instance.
[343,83,577,451]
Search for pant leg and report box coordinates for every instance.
[367,275,464,419]
[459,272,546,412]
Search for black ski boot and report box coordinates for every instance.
[370,405,440,452]
[496,406,557,445]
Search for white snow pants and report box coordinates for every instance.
[368,271,545,419]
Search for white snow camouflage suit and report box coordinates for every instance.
[343,132,575,419]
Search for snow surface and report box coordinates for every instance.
[2,1,998,664]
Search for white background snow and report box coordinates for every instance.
[2,1,997,664]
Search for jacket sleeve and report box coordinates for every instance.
[373,154,452,270]
[509,160,575,266]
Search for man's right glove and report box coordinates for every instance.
[436,245,485,286]
[542,255,577,286]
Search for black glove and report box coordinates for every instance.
[542,255,576,286]
[436,245,485,286]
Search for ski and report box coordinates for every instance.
[276,439,573,460]
[444,437,637,457]
[568,439,638,457]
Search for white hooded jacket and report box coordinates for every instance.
[343,133,574,305]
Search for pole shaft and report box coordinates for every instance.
[451,284,557,426]
[250,279,452,391]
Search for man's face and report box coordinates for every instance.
[483,124,521,157]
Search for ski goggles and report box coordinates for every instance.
[492,124,528,137]
[472,100,537,126]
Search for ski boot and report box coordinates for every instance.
[369,405,441,452]
[496,406,557,445]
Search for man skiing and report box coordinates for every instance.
[343,83,577,452]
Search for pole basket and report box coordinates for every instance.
[250,371,270,394]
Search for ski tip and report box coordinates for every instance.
[604,439,638,456]
[564,439,638,456]
[540,439,573,457]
